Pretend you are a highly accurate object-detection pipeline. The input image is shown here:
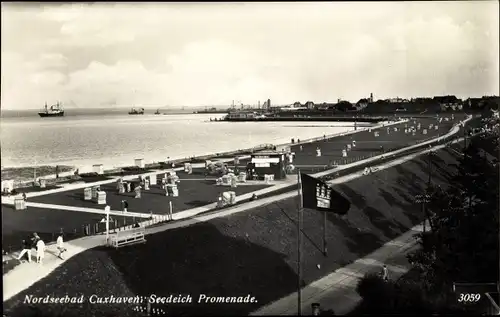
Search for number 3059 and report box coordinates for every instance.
[458,293,481,302]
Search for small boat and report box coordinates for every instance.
[128,107,145,115]
[38,102,64,117]
[154,109,161,115]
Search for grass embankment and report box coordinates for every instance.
[3,143,466,317]
[1,165,74,182]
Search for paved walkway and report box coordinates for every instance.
[22,202,159,219]
[251,222,424,315]
[3,116,470,303]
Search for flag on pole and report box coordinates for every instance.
[300,173,351,215]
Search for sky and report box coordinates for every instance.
[1,1,499,110]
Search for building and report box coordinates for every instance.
[355,98,370,111]
[304,101,315,110]
[249,150,287,180]
[226,111,257,120]
[433,95,462,111]
[385,97,409,103]
[316,102,335,110]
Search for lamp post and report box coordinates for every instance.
[415,193,431,233]
[427,149,436,186]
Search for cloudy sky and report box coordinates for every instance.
[1,1,498,110]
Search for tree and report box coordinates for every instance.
[407,134,499,298]
[354,132,499,314]
[355,273,395,312]
[335,101,354,112]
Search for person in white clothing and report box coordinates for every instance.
[382,264,389,281]
[56,234,67,260]
[36,239,45,264]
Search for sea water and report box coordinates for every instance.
[0,113,367,171]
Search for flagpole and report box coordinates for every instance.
[297,169,303,316]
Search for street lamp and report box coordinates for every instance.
[427,149,437,186]
[415,193,431,233]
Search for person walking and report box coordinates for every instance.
[121,200,128,213]
[56,233,67,260]
[382,264,389,281]
[31,232,40,248]
[36,238,45,264]
[16,238,32,263]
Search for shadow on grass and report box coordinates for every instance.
[10,185,62,194]
[363,206,407,239]
[336,184,367,209]
[378,188,409,210]
[326,214,383,267]
[393,165,425,197]
[185,200,214,208]
[3,223,299,317]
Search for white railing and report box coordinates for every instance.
[107,227,146,248]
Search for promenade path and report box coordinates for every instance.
[251,222,424,315]
[2,115,470,304]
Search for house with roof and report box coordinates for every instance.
[355,98,370,111]
[304,101,315,110]
[433,95,462,111]
[316,102,335,110]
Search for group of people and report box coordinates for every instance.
[16,232,67,264]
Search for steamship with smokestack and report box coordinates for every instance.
[38,102,65,117]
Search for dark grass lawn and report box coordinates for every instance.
[2,147,464,317]
[291,118,456,166]
[2,205,137,254]
[29,178,271,215]
[69,174,113,182]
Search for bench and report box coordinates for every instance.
[108,227,146,248]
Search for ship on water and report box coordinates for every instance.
[38,102,64,117]
[128,107,145,115]
[154,108,161,115]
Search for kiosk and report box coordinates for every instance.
[249,151,286,180]
[135,158,145,169]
